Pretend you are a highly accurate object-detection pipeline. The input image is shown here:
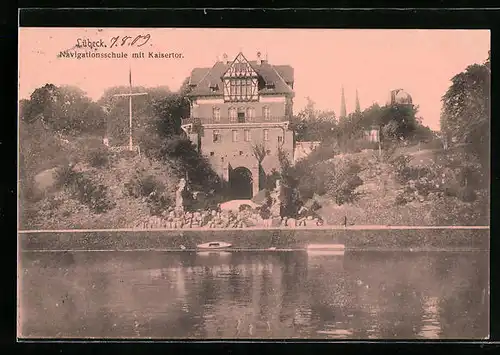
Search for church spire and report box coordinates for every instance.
[340,86,347,119]
[355,89,361,113]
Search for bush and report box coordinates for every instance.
[56,165,115,213]
[124,173,164,198]
[395,193,407,205]
[72,175,115,213]
[457,186,477,202]
[124,171,175,215]
[147,192,173,216]
[324,159,364,205]
[55,164,78,188]
[87,147,109,168]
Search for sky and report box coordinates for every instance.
[19,28,490,131]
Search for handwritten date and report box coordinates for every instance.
[109,34,151,48]
[76,34,151,49]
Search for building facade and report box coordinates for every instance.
[182,52,295,198]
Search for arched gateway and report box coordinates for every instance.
[229,166,253,199]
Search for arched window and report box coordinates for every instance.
[262,106,270,120]
[228,107,237,122]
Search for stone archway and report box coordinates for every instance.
[229,166,253,199]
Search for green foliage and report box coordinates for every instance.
[290,97,337,142]
[252,143,267,164]
[98,85,173,145]
[265,169,281,191]
[293,148,331,200]
[152,93,190,138]
[55,164,78,188]
[21,84,105,135]
[86,147,109,168]
[440,57,490,170]
[125,173,164,198]
[277,147,301,217]
[324,159,364,205]
[56,165,115,213]
[19,118,69,180]
[162,136,221,193]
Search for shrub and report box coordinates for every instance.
[87,147,109,168]
[457,186,477,202]
[55,164,78,188]
[124,171,175,215]
[395,193,407,205]
[324,159,364,205]
[125,173,164,198]
[72,175,115,213]
[56,164,115,213]
[147,192,173,216]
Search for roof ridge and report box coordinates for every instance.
[188,67,210,86]
[269,63,293,91]
[196,61,221,88]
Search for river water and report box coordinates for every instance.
[18,250,489,339]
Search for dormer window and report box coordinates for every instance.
[265,83,275,90]
[209,82,218,92]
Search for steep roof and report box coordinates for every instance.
[187,54,294,97]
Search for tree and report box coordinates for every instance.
[277,147,301,217]
[98,85,173,145]
[252,143,267,165]
[290,98,337,142]
[21,84,105,135]
[441,55,490,170]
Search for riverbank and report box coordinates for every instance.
[19,227,489,252]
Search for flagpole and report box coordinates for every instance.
[113,65,147,153]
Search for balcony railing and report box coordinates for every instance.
[182,116,289,125]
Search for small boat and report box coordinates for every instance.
[307,244,345,251]
[197,241,232,249]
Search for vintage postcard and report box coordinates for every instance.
[18,27,490,339]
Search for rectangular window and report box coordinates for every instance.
[235,80,241,97]
[244,129,251,142]
[213,130,220,143]
[232,130,239,142]
[229,108,237,122]
[225,78,256,101]
[278,136,283,143]
[263,129,269,141]
[246,107,255,122]
[263,106,270,120]
[212,107,220,122]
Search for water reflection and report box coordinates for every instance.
[19,250,488,339]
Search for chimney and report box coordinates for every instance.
[257,51,262,65]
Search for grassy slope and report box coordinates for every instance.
[20,147,179,230]
[316,147,488,226]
